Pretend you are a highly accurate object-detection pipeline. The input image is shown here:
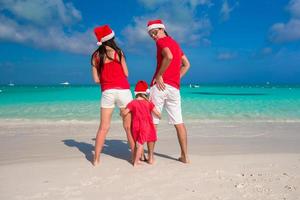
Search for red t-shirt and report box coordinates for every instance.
[126,99,157,145]
[94,52,130,92]
[151,36,184,89]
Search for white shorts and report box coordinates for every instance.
[149,84,183,125]
[101,89,133,108]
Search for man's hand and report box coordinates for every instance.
[154,75,165,91]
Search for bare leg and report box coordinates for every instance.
[93,108,114,166]
[133,143,144,167]
[147,142,155,164]
[174,123,190,163]
[140,148,147,161]
[120,108,135,162]
[147,124,157,164]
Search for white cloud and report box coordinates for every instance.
[270,19,300,43]
[217,52,237,60]
[138,0,213,10]
[122,0,212,52]
[269,0,300,43]
[0,0,82,26]
[287,0,300,18]
[262,47,272,55]
[0,0,94,54]
[220,0,238,21]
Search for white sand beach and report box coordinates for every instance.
[0,119,300,200]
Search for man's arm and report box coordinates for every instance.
[180,55,190,78]
[154,47,173,90]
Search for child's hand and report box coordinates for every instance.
[152,107,161,119]
[120,108,130,118]
[120,111,125,118]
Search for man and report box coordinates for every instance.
[147,19,190,163]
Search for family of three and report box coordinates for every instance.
[91,19,191,167]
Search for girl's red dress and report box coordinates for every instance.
[126,99,157,145]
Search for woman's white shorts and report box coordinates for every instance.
[101,89,133,108]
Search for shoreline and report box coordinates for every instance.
[2,117,300,125]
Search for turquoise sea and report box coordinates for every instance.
[1,85,300,122]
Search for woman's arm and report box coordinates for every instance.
[180,55,190,79]
[120,52,129,77]
[91,55,100,83]
[92,65,100,83]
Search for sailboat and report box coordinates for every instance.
[189,83,200,88]
[60,81,70,85]
[8,82,15,86]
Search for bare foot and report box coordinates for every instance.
[140,154,148,162]
[178,156,190,164]
[133,160,143,167]
[93,154,99,166]
[147,157,155,165]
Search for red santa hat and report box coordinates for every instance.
[134,80,150,95]
[94,25,115,46]
[147,19,166,32]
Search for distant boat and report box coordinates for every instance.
[189,84,200,88]
[60,81,70,85]
[8,82,15,86]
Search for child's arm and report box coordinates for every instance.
[120,108,131,118]
[152,107,161,119]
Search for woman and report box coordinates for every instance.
[91,25,134,166]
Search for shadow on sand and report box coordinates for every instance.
[62,138,179,164]
[62,139,131,164]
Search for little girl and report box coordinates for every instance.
[122,80,161,166]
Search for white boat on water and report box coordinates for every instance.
[8,82,15,86]
[60,81,70,85]
[189,84,200,88]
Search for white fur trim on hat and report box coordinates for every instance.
[101,31,115,42]
[134,89,150,95]
[96,31,115,46]
[147,24,165,32]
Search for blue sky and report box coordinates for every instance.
[0,0,300,85]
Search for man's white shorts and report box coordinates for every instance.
[150,84,183,125]
[101,89,133,108]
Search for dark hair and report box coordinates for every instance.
[163,30,169,36]
[91,38,124,75]
[135,93,149,101]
